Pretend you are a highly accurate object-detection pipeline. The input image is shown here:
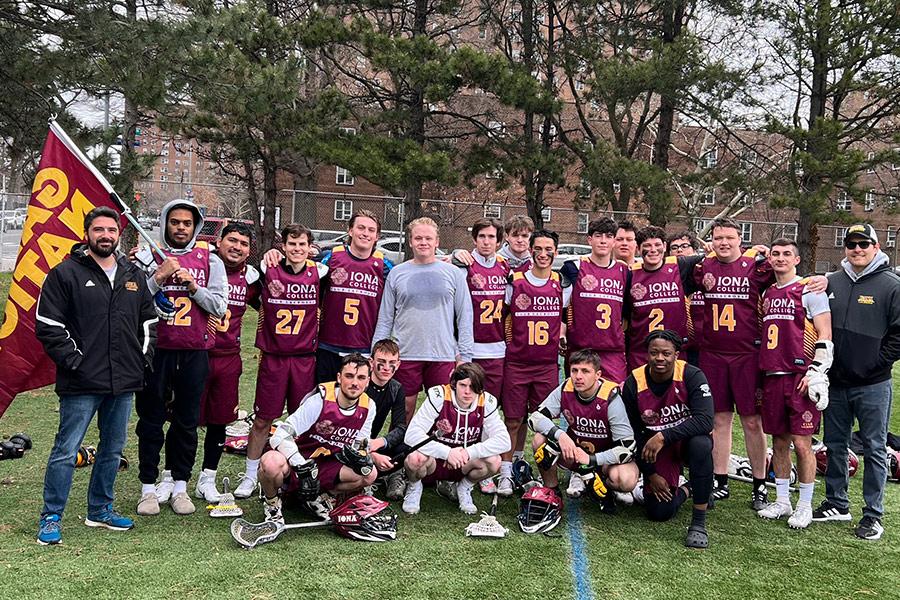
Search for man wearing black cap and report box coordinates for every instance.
[813,224,900,540]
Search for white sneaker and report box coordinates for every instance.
[567,474,586,498]
[496,475,514,497]
[305,494,334,521]
[233,473,257,499]
[155,470,174,504]
[457,481,477,515]
[615,491,635,506]
[479,477,497,494]
[264,497,284,524]
[758,501,793,520]
[788,505,813,529]
[194,469,222,503]
[402,480,424,514]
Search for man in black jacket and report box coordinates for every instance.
[813,224,900,541]
[35,206,157,545]
[365,339,408,499]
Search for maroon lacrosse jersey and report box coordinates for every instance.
[559,378,620,455]
[759,278,816,374]
[693,249,773,354]
[505,271,564,365]
[211,263,260,357]
[295,382,371,458]
[627,257,689,365]
[685,291,705,351]
[430,385,486,448]
[255,260,321,355]
[633,361,691,487]
[319,246,387,350]
[155,241,216,350]
[467,256,510,344]
[567,258,628,352]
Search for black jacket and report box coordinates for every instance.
[826,256,900,388]
[36,244,158,396]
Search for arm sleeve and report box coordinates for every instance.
[403,391,452,460]
[562,284,573,308]
[467,396,512,459]
[560,260,579,287]
[381,383,408,450]
[802,290,830,319]
[358,403,376,441]
[454,267,475,361]
[594,392,635,466]
[283,391,323,440]
[34,268,83,371]
[877,280,900,367]
[372,272,397,348]
[527,385,563,436]
[661,369,714,445]
[621,377,656,476]
[679,255,704,295]
[138,279,158,366]
[382,258,394,278]
[190,253,227,318]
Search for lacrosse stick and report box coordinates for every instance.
[230,517,332,549]
[728,453,798,493]
[381,419,455,475]
[465,493,507,539]
[209,477,243,518]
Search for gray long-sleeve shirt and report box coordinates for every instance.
[372,260,474,362]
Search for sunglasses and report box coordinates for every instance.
[844,240,872,250]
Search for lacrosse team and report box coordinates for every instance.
[35,200,900,547]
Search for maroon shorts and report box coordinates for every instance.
[422,458,465,485]
[395,360,455,398]
[700,351,761,416]
[474,357,505,399]
[199,353,242,426]
[282,456,344,495]
[761,373,820,436]
[501,360,559,421]
[253,353,316,420]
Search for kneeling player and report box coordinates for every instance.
[621,330,714,549]
[402,363,511,515]
[257,354,378,522]
[528,349,639,511]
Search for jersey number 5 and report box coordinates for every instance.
[343,298,360,326]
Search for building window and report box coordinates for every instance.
[541,207,552,222]
[334,199,353,221]
[740,149,758,170]
[837,191,851,211]
[700,189,716,205]
[340,126,356,135]
[864,189,876,211]
[486,166,503,179]
[700,148,718,169]
[478,26,487,39]
[577,212,589,234]
[739,222,752,244]
[336,166,354,186]
[693,218,712,235]
[867,151,875,173]
[483,204,501,219]
[574,79,585,91]
[487,120,505,138]
[892,149,899,171]
[834,227,847,247]
[888,188,900,211]
[886,226,896,247]
[776,223,798,241]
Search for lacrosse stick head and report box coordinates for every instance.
[465,499,508,539]
[210,477,243,518]
[330,494,398,542]
[230,518,283,549]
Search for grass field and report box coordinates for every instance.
[0,271,898,600]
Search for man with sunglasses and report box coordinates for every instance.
[814,224,900,541]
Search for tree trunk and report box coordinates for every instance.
[261,161,278,252]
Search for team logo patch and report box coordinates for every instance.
[562,409,575,425]
[436,418,452,434]
[316,420,335,436]
[581,274,599,291]
[268,279,285,298]
[125,281,138,291]
[802,410,813,423]
[631,282,648,301]
[641,409,660,424]
[515,293,532,310]
[700,384,711,396]
[471,273,487,290]
[762,297,771,313]
[857,295,874,305]
[331,267,349,286]
[702,272,716,291]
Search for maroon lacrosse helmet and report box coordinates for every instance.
[518,486,562,534]
[330,494,397,542]
[813,442,859,477]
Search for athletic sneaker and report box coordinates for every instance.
[37,513,62,545]
[457,482,478,515]
[155,470,175,503]
[496,475,514,497]
[264,498,284,524]
[566,474,586,498]
[84,505,134,531]
[136,492,160,516]
[597,494,617,515]
[435,480,458,502]
[305,494,334,521]
[386,471,407,501]
[811,500,852,522]
[194,469,222,503]
[711,480,730,501]
[479,477,497,495]
[402,480,424,514]
[233,473,258,499]
[751,487,769,511]
[758,501,793,520]
[788,505,813,529]
[855,516,884,541]
[614,491,635,506]
[170,492,196,515]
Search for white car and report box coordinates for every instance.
[376,237,446,264]
[552,243,592,270]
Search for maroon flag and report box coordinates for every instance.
[0,121,127,417]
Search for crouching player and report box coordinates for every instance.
[402,363,511,515]
[257,354,378,522]
[621,330,715,549]
[528,349,639,512]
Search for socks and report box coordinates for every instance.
[500,461,512,478]
[173,480,187,495]
[458,478,475,492]
[752,477,766,492]
[798,482,815,507]
[714,474,728,488]
[691,506,707,529]
[512,451,524,462]
[775,478,790,505]
[142,483,156,495]
[246,458,260,480]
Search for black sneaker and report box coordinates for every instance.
[811,500,852,522]
[855,516,884,540]
[711,480,730,501]
[750,487,768,511]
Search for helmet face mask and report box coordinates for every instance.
[517,486,562,534]
[330,495,398,542]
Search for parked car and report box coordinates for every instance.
[552,243,592,270]
[312,230,403,256]
[137,215,156,230]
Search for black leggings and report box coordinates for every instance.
[201,424,227,471]
[645,434,713,522]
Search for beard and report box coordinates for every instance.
[88,237,118,258]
